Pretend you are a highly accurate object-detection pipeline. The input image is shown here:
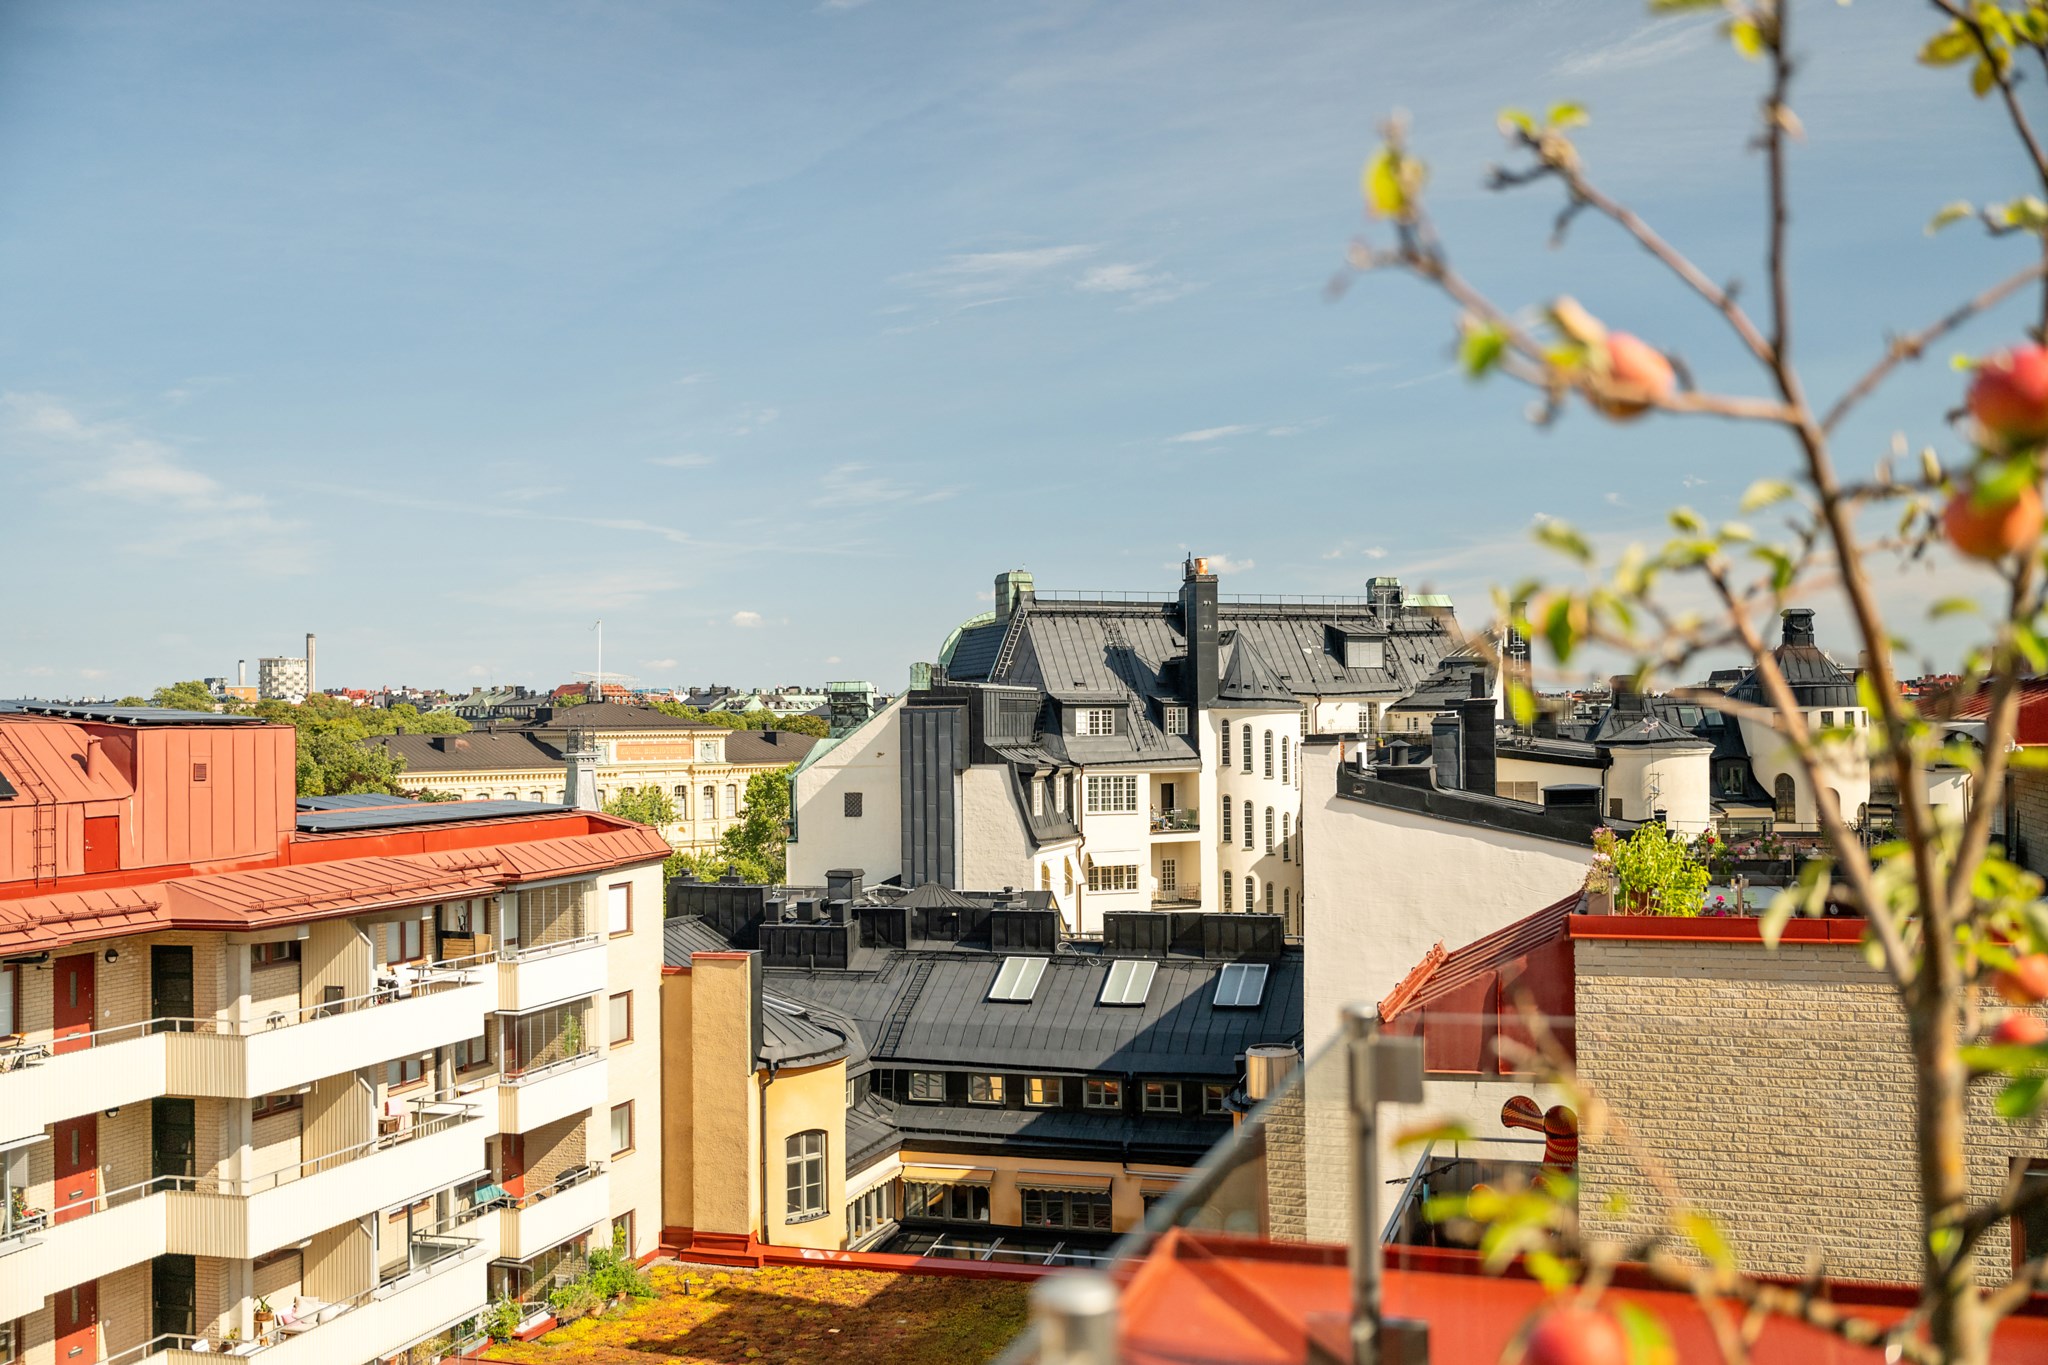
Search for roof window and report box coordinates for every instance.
[989,956,1049,1002]
[1213,962,1269,1008]
[1099,958,1158,1006]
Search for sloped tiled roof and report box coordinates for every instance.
[723,730,821,765]
[1379,891,1580,1021]
[370,731,563,773]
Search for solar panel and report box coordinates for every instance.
[1214,962,1269,1008]
[989,956,1049,1002]
[1099,958,1157,1006]
[293,799,561,832]
[0,700,259,726]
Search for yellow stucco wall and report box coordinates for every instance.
[685,954,761,1237]
[761,1058,849,1250]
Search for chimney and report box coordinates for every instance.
[1781,608,1816,647]
[1430,716,1463,790]
[1179,556,1220,712]
[237,659,246,687]
[1457,679,1497,798]
[305,633,316,696]
[564,727,601,810]
[994,569,1036,625]
[826,868,864,902]
[84,736,106,782]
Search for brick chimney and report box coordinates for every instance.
[1179,556,1220,712]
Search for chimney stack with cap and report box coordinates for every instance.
[1179,556,1220,713]
[1781,607,1817,647]
[1456,671,1498,798]
[305,633,317,697]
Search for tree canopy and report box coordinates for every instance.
[674,766,792,886]
[151,680,220,713]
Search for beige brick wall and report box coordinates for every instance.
[2013,771,2048,880]
[1577,937,2048,1283]
[521,1115,588,1193]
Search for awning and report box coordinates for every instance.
[1132,1172,1185,1196]
[900,1165,994,1186]
[1083,849,1140,868]
[1016,1171,1114,1193]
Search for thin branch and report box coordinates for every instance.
[1642,1251,1943,1365]
[1821,261,2048,433]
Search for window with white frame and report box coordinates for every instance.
[1281,740,1289,784]
[608,882,631,936]
[1079,707,1114,736]
[968,1074,1005,1105]
[1025,1076,1063,1107]
[846,1183,895,1245]
[1142,1080,1183,1113]
[907,1071,945,1102]
[1263,730,1274,778]
[1159,858,1176,892]
[1281,813,1291,860]
[1221,722,1231,767]
[1163,704,1188,735]
[724,784,738,817]
[1264,807,1275,853]
[1221,871,1233,911]
[1083,1077,1123,1109]
[1240,724,1253,773]
[1243,809,1254,849]
[785,1130,827,1220]
[610,1101,635,1155]
[1085,774,1139,813]
[1203,1083,1232,1115]
[1221,796,1232,843]
[1086,862,1139,892]
[702,785,716,819]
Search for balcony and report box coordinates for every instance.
[498,935,606,1014]
[1151,887,1202,910]
[0,1175,173,1322]
[1149,809,1200,835]
[496,1164,608,1261]
[166,1098,488,1260]
[498,1050,605,1135]
[0,957,494,1134]
[127,1229,489,1365]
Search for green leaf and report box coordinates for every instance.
[2009,747,2048,771]
[1363,147,1405,218]
[1729,16,1764,58]
[1930,1224,1962,1265]
[1669,506,1704,534]
[1997,1073,2046,1119]
[1999,196,2048,231]
[1535,518,1594,564]
[1680,1209,1736,1271]
[1930,596,1982,619]
[1461,323,1507,379]
[1508,679,1537,728]
[1498,108,1536,137]
[1394,1119,1472,1148]
[1543,595,1581,665]
[1921,26,1977,66]
[1927,200,1977,234]
[1547,101,1589,129]
[1973,57,1999,97]
[1740,478,1795,512]
[1614,1300,1676,1365]
[1525,1250,1575,1291]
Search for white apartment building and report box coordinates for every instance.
[0,702,666,1365]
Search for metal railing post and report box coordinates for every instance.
[1033,1270,1118,1365]
[1343,1003,1429,1365]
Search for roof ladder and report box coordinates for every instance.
[989,614,1027,681]
[0,727,61,885]
[876,958,935,1057]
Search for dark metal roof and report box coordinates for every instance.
[723,729,822,765]
[1388,658,1491,713]
[662,915,734,959]
[527,701,716,730]
[761,995,853,1067]
[899,882,984,910]
[847,1094,901,1170]
[1215,639,1294,707]
[1726,608,1858,708]
[370,731,564,773]
[295,793,423,811]
[0,700,262,726]
[890,1102,1227,1157]
[945,621,1009,682]
[293,799,563,832]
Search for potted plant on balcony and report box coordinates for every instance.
[252,1299,274,1331]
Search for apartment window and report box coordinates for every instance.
[1281,813,1291,860]
[1774,774,1796,823]
[1142,1080,1183,1114]
[1022,1188,1112,1231]
[1203,1083,1232,1116]
[904,1182,989,1223]
[1221,723,1231,767]
[1025,1077,1063,1107]
[1500,780,1541,804]
[702,785,716,819]
[386,1053,428,1091]
[1281,741,1290,784]
[608,882,632,936]
[1241,724,1252,773]
[785,1130,827,1221]
[1221,796,1232,843]
[1221,872,1233,912]
[907,1071,946,1103]
[847,1183,895,1244]
[610,1102,635,1155]
[1164,704,1188,736]
[386,919,425,964]
[612,1211,635,1256]
[1264,730,1274,778]
[845,791,864,818]
[609,992,633,1046]
[1266,882,1276,913]
[672,784,688,803]
[1086,863,1139,892]
[1084,1078,1124,1110]
[1085,774,1139,813]
[1264,807,1275,854]
[1216,961,1270,1008]
[725,784,738,816]
[2015,1160,2048,1272]
[1245,874,1258,910]
[251,1091,303,1118]
[1159,859,1177,893]
[1820,710,1835,729]
[251,940,301,966]
[1284,887,1293,918]
[453,1031,491,1072]
[1080,707,1114,736]
[968,1075,1006,1106]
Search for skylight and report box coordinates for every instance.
[1099,958,1158,1006]
[1213,962,1269,1008]
[989,955,1049,1002]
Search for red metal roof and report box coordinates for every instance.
[1115,1232,2048,1365]
[1946,677,2048,747]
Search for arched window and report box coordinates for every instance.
[725,784,739,816]
[1283,887,1292,919]
[1264,731,1275,778]
[702,785,716,819]
[1264,807,1275,854]
[1221,723,1231,768]
[1041,865,1052,891]
[1773,773,1796,823]
[1243,807,1254,849]
[530,790,544,802]
[1265,881,1276,913]
[1244,874,1257,911]
[785,1130,827,1220]
[673,786,689,817]
[1281,813,1291,861]
[1857,801,1869,828]
[1241,725,1253,773]
[1221,796,1233,843]
[1222,871,1233,911]
[1281,742,1289,785]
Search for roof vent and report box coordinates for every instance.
[1781,607,1817,647]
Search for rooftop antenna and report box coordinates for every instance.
[574,620,639,693]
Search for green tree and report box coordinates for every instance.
[771,714,829,738]
[152,680,219,712]
[603,786,679,828]
[217,694,472,797]
[678,765,792,885]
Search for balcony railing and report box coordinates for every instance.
[1150,887,1201,909]
[502,1047,599,1085]
[218,1098,479,1198]
[499,932,599,963]
[1,1169,188,1252]
[1149,809,1200,834]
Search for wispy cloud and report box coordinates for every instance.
[1076,261,1200,308]
[729,405,778,436]
[895,245,1098,301]
[1169,552,1255,575]
[648,453,713,469]
[643,658,679,670]
[1166,420,1314,444]
[809,461,963,507]
[1322,542,1389,561]
[1554,16,1717,78]
[2,392,312,572]
[731,610,764,628]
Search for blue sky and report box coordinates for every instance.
[0,1,2037,696]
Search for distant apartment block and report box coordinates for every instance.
[0,701,665,1365]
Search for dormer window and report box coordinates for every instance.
[1163,704,1188,736]
[1078,707,1114,737]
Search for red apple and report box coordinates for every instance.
[1992,1012,2048,1047]
[1969,345,2048,445]
[1588,333,1676,421]
[1526,1306,1630,1365]
[1996,954,2048,1005]
[1944,482,2044,561]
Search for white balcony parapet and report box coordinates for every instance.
[0,1174,176,1321]
[498,1049,605,1135]
[497,935,605,1014]
[495,1164,608,1262]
